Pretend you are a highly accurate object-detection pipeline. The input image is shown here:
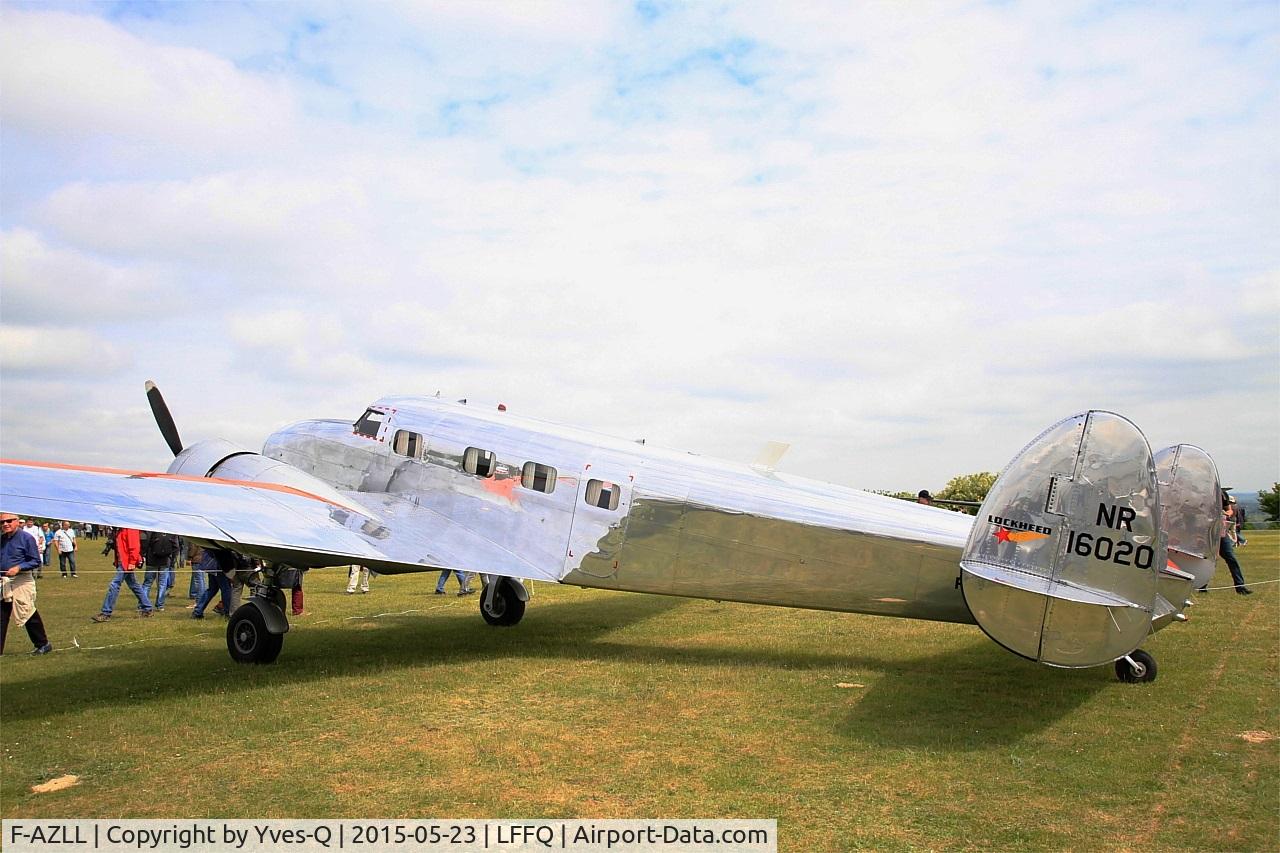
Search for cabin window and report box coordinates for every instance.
[463,447,496,478]
[521,462,557,494]
[392,430,423,458]
[354,408,385,438]
[585,479,620,510]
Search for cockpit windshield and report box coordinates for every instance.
[353,408,385,438]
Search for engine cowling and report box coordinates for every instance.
[168,438,356,509]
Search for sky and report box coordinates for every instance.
[1,0,1277,496]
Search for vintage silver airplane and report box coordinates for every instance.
[0,383,1224,682]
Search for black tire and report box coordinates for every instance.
[1115,648,1157,683]
[227,604,284,664]
[480,579,526,627]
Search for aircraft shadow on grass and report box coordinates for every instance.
[834,645,1109,750]
[7,592,1107,747]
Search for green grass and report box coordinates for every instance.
[2,534,1277,851]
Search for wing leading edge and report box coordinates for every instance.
[0,460,554,582]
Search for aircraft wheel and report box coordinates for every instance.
[227,604,284,664]
[1115,649,1157,683]
[480,579,526,627]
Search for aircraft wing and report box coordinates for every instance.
[0,460,555,581]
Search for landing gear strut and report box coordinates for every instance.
[1115,648,1157,683]
[227,564,293,664]
[480,576,528,627]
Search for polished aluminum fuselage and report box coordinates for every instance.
[264,396,977,624]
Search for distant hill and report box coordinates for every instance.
[1232,489,1265,520]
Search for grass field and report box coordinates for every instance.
[2,533,1276,850]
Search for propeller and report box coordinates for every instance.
[145,380,184,456]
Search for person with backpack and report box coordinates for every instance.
[191,546,236,619]
[142,531,180,611]
[91,527,154,622]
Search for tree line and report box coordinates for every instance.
[879,477,1280,522]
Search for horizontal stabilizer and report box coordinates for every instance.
[961,562,1142,610]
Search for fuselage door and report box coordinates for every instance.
[563,465,633,579]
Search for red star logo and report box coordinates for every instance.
[993,527,1012,543]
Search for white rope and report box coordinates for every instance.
[9,601,460,656]
[1200,578,1279,591]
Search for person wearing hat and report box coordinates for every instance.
[1219,494,1252,595]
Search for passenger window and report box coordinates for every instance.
[585,479,620,510]
[463,447,496,478]
[392,430,423,458]
[521,462,557,494]
[354,408,385,438]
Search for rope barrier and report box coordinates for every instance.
[1199,578,1279,590]
[8,601,461,657]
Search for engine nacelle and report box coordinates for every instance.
[168,438,356,509]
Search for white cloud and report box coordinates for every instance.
[37,173,367,267]
[0,324,131,377]
[0,228,170,326]
[0,2,1275,494]
[226,309,377,384]
[0,8,298,160]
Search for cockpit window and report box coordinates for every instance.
[463,447,496,478]
[354,408,385,438]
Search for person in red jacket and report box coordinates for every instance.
[91,527,154,621]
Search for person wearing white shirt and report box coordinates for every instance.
[53,522,78,578]
[21,520,44,578]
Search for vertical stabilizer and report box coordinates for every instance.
[960,412,1162,668]
[1154,444,1222,589]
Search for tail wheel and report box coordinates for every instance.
[227,604,284,664]
[1115,649,1157,683]
[481,579,526,627]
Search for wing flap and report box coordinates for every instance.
[339,492,552,580]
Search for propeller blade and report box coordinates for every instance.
[145,380,184,456]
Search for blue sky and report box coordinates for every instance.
[2,1,1277,492]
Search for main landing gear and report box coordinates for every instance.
[1115,648,1157,683]
[224,568,532,663]
[480,576,528,627]
[227,566,293,664]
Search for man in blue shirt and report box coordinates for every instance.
[1,512,52,655]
